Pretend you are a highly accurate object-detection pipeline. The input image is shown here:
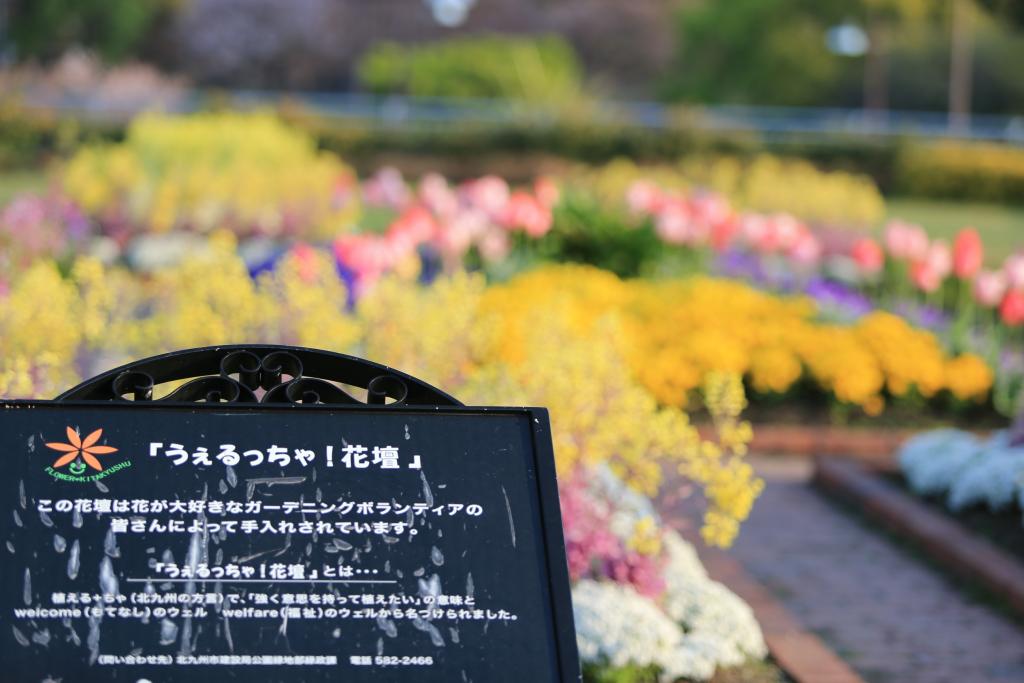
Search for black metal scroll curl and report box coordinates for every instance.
[56,345,460,407]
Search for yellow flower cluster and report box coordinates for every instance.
[945,354,995,403]
[62,112,359,238]
[460,302,761,547]
[0,253,762,547]
[0,236,363,398]
[480,265,994,415]
[3,253,991,548]
[357,270,489,392]
[0,261,82,398]
[684,155,885,228]
[898,141,1024,204]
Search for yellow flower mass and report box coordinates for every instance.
[0,256,995,547]
[62,112,359,239]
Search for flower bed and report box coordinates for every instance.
[3,112,1020,421]
[899,427,1024,529]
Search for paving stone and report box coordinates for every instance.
[666,456,1024,683]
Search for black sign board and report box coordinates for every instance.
[0,400,579,682]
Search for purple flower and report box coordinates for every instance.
[891,301,951,333]
[804,278,873,321]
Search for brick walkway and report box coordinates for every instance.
[666,456,1024,683]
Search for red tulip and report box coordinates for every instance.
[953,228,984,279]
[710,218,739,252]
[1001,289,1024,327]
[851,237,885,274]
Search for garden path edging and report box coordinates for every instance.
[813,457,1024,619]
[666,523,865,683]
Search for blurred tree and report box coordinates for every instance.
[169,0,341,89]
[948,0,974,128]
[976,0,1024,26]
[661,0,849,105]
[880,11,1024,114]
[664,0,951,110]
[860,0,932,111]
[8,0,170,62]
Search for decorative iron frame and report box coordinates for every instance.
[56,345,462,407]
[43,345,581,680]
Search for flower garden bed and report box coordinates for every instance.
[813,457,1024,619]
[889,477,1024,566]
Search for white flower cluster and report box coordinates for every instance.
[899,429,1024,514]
[574,579,712,680]
[571,467,768,681]
[660,534,767,669]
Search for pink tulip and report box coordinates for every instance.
[788,231,822,267]
[389,205,436,245]
[911,260,943,293]
[463,175,510,219]
[773,214,804,251]
[953,228,984,279]
[690,193,731,228]
[1005,253,1024,290]
[655,200,701,245]
[741,214,777,253]
[973,270,1008,308]
[626,180,663,216]
[362,167,409,208]
[418,173,458,218]
[925,240,952,279]
[436,211,479,256]
[884,220,929,261]
[477,229,511,263]
[502,191,552,238]
[534,177,561,208]
[851,237,885,274]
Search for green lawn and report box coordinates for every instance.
[0,169,48,206]
[885,197,1024,265]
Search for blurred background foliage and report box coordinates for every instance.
[356,34,584,103]
[1,0,1021,113]
[2,0,1024,238]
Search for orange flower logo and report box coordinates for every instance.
[46,427,118,472]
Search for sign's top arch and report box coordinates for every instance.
[56,344,463,407]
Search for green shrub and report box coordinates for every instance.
[356,34,584,104]
[538,191,667,278]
